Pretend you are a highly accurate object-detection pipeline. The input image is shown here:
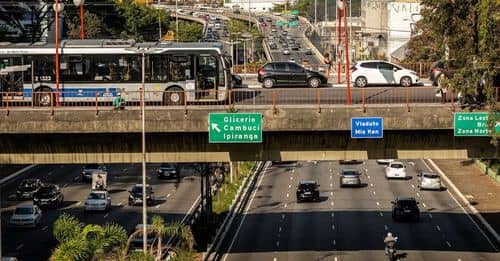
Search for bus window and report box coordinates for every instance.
[168,55,192,82]
[197,54,217,91]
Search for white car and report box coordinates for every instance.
[10,204,42,228]
[282,49,290,55]
[376,159,395,165]
[417,172,443,190]
[351,60,419,87]
[385,162,407,179]
[84,191,111,212]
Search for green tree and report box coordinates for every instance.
[177,20,203,42]
[0,0,54,42]
[115,0,170,41]
[53,213,83,243]
[66,10,105,39]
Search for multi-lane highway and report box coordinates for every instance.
[217,160,499,260]
[0,164,201,260]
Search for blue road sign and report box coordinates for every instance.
[351,117,383,138]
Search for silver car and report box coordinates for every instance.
[340,169,362,187]
[417,172,443,190]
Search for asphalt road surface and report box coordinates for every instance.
[0,164,201,261]
[217,160,499,261]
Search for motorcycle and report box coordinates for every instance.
[387,246,397,261]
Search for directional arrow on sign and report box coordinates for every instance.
[211,123,221,133]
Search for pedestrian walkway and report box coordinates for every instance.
[433,159,500,238]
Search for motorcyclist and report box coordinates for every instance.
[384,232,397,255]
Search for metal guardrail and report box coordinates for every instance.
[1,87,494,114]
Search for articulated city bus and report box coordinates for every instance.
[0,39,232,105]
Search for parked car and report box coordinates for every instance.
[296,180,320,202]
[81,164,106,182]
[9,204,42,228]
[429,60,458,86]
[385,162,407,179]
[84,190,111,212]
[33,184,64,208]
[157,163,180,179]
[392,197,420,221]
[417,172,443,190]
[128,184,154,206]
[305,48,313,55]
[16,179,44,200]
[351,60,419,87]
[340,169,362,187]
[257,62,328,88]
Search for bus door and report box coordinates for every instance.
[195,54,218,100]
[0,56,29,100]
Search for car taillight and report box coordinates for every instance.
[351,67,357,73]
[258,67,264,75]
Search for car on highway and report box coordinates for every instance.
[429,60,458,86]
[351,60,419,88]
[157,163,180,179]
[81,164,106,182]
[128,184,154,206]
[391,197,420,221]
[305,48,313,55]
[16,179,44,200]
[232,74,243,87]
[376,159,395,165]
[385,162,407,179]
[269,43,277,50]
[257,62,328,88]
[340,169,362,187]
[266,17,273,22]
[282,30,288,36]
[129,224,158,251]
[282,49,290,55]
[291,44,299,51]
[296,180,320,202]
[9,204,42,228]
[84,190,111,212]
[289,57,296,63]
[33,184,64,208]
[271,28,277,33]
[417,172,443,190]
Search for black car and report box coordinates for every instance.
[305,48,313,55]
[232,74,243,87]
[296,180,320,202]
[291,44,299,51]
[16,179,44,200]
[257,62,328,88]
[391,197,420,221]
[157,163,180,179]
[128,184,154,206]
[269,43,277,50]
[33,184,64,208]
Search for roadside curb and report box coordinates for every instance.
[0,165,37,186]
[475,160,500,184]
[427,159,500,249]
[204,161,267,260]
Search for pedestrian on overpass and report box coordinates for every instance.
[113,92,126,110]
[323,52,332,77]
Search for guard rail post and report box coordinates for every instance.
[419,63,422,77]
[5,94,9,116]
[316,88,321,113]
[228,89,233,111]
[272,90,277,114]
[95,92,99,115]
[31,91,34,108]
[50,92,54,115]
[362,89,366,113]
[406,87,410,112]
[450,91,455,112]
[184,90,188,115]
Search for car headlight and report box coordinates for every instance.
[410,71,417,75]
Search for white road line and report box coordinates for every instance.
[288,184,291,188]
[330,183,333,187]
[292,169,295,173]
[16,244,23,250]
[370,183,374,187]
[63,183,68,187]
[379,212,384,217]
[411,184,415,188]
[330,176,332,179]
[279,227,282,232]
[425,159,499,251]
[429,213,433,219]
[446,241,452,247]
[41,225,48,231]
[333,240,336,245]
[273,258,277,261]
[155,204,161,209]
[436,225,441,231]
[416,192,421,197]
[331,212,335,217]
[276,241,280,247]
[76,201,81,206]
[372,191,376,195]
[376,202,380,206]
[284,203,288,208]
[368,175,371,179]
[422,203,427,208]
[331,202,334,206]
[282,214,285,219]
[334,256,338,261]
[332,225,335,230]
[286,193,289,198]
[290,176,293,180]
[384,225,388,231]
[166,193,171,198]
[223,163,269,261]
[330,192,334,196]
[104,213,109,218]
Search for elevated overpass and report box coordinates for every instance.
[0,104,496,164]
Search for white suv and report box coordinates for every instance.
[351,60,419,87]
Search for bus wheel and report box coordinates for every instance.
[163,87,184,106]
[34,87,53,106]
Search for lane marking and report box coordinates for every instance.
[279,227,282,232]
[42,225,48,231]
[292,169,295,173]
[63,183,68,187]
[290,176,293,180]
[436,225,441,231]
[282,214,285,220]
[379,212,384,217]
[166,193,171,198]
[288,184,291,189]
[284,203,288,208]
[411,184,415,188]
[274,258,277,261]
[384,225,388,231]
[370,183,374,187]
[16,244,23,250]
[330,183,333,187]
[416,192,421,197]
[376,202,380,206]
[104,213,109,219]
[333,240,336,245]
[334,257,338,261]
[286,193,289,198]
[76,201,81,206]
[276,241,280,247]
[332,225,335,230]
[368,175,371,179]
[331,212,335,218]
[330,176,332,179]
[446,241,452,247]
[372,191,376,195]
[155,204,161,209]
[330,192,334,196]
[422,203,427,208]
[331,202,334,206]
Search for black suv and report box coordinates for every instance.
[257,62,328,88]
[391,197,420,222]
[33,184,64,208]
[16,179,44,200]
[296,180,320,202]
[128,184,154,206]
[157,163,180,179]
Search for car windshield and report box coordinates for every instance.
[342,170,359,176]
[160,163,175,169]
[298,183,317,189]
[390,163,404,169]
[423,173,440,179]
[15,207,34,215]
[88,192,106,200]
[37,186,55,195]
[398,200,417,207]
[19,180,37,189]
[132,186,151,194]
[84,164,99,169]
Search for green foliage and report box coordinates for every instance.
[52,213,83,243]
[50,238,92,261]
[177,20,203,42]
[126,251,155,261]
[66,10,105,39]
[477,0,500,64]
[115,0,170,41]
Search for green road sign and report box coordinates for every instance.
[208,113,262,143]
[454,112,490,136]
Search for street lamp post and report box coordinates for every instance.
[158,0,162,40]
[140,50,147,253]
[176,0,179,41]
[248,0,251,29]
[73,0,85,39]
[314,0,317,25]
[53,1,64,107]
